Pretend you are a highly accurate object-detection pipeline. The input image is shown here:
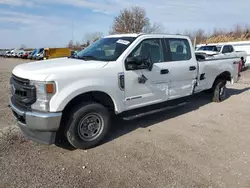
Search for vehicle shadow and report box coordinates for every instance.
[104,86,250,144]
[227,87,250,96]
[56,87,250,150]
[241,67,249,72]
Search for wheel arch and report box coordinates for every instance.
[212,71,231,89]
[62,91,117,117]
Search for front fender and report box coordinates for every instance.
[49,78,125,113]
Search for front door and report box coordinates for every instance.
[124,38,170,110]
[164,38,198,99]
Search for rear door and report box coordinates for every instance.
[164,38,198,100]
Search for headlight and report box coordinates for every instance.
[30,81,56,112]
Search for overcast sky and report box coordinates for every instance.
[0,0,249,49]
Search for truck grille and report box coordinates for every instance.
[12,74,30,85]
[10,74,36,109]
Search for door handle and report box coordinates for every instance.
[160,69,169,74]
[189,66,196,71]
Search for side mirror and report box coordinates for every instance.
[126,55,153,71]
[126,56,143,65]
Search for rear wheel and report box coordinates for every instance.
[65,102,111,149]
[212,79,227,102]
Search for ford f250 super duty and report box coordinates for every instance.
[9,33,241,149]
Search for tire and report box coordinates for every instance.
[65,102,111,149]
[212,79,227,102]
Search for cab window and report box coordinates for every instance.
[222,46,230,53]
[165,38,192,61]
[128,38,164,63]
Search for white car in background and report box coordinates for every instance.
[6,51,11,57]
[17,51,25,58]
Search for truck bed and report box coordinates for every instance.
[194,56,239,93]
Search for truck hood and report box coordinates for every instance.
[12,57,108,81]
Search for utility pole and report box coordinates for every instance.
[72,20,75,44]
[193,37,197,48]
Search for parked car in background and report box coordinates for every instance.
[70,50,75,56]
[70,50,79,57]
[10,51,16,58]
[35,50,44,60]
[43,47,71,60]
[8,49,17,58]
[3,51,10,57]
[17,51,25,58]
[12,50,23,58]
[13,51,18,58]
[23,51,32,59]
[6,51,12,58]
[28,49,37,59]
[31,48,44,60]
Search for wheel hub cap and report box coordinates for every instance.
[78,113,104,141]
[220,85,226,99]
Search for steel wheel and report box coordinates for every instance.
[219,83,226,100]
[77,113,104,141]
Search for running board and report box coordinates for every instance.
[122,102,188,121]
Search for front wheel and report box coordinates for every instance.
[65,102,111,149]
[212,79,227,102]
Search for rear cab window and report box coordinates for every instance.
[164,38,192,61]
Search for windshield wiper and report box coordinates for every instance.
[79,55,100,60]
[68,55,100,61]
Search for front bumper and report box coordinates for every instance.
[9,99,62,145]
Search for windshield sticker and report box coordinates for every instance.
[116,39,130,45]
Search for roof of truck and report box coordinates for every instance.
[104,33,189,39]
[104,33,143,38]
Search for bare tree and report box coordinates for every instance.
[75,41,81,48]
[83,32,103,44]
[195,29,206,44]
[68,40,74,49]
[142,22,164,34]
[182,30,196,43]
[86,40,90,46]
[234,24,243,38]
[181,23,250,44]
[111,6,164,34]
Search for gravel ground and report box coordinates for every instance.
[1,58,250,188]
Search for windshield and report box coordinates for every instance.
[198,45,219,52]
[75,37,136,61]
[31,49,37,55]
[38,48,44,53]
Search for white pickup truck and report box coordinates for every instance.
[9,33,241,149]
[196,44,247,70]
